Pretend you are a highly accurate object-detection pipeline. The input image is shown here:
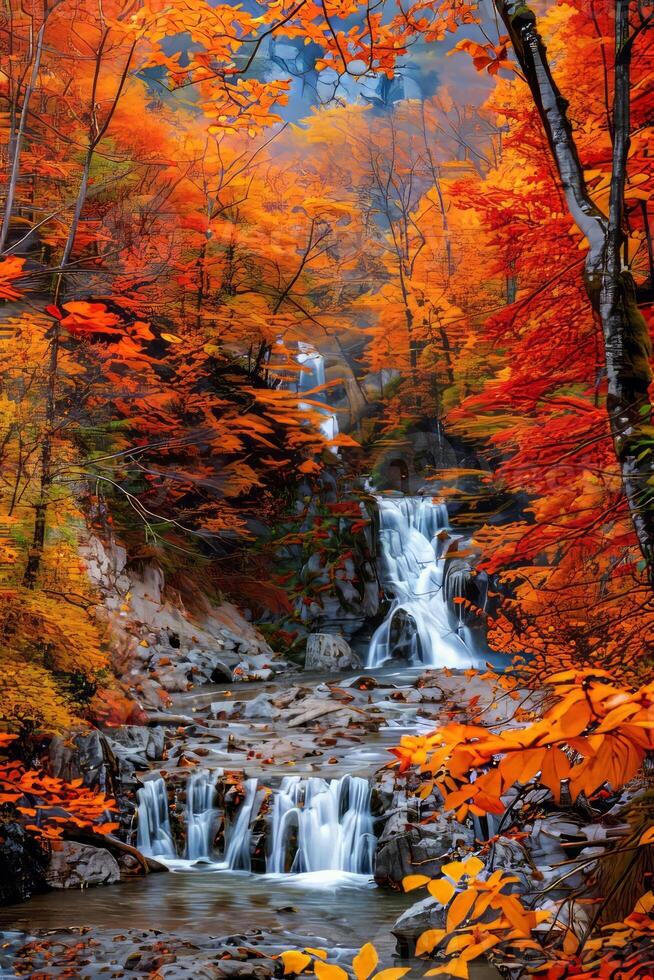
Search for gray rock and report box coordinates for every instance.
[158,664,193,692]
[103,725,165,780]
[106,725,164,760]
[242,694,280,720]
[375,809,473,888]
[305,633,361,671]
[46,841,120,889]
[392,897,446,957]
[48,731,112,790]
[232,659,273,682]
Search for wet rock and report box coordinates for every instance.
[214,962,275,977]
[103,725,165,782]
[46,841,120,889]
[242,694,280,720]
[271,686,304,708]
[106,725,164,761]
[48,731,113,790]
[305,633,361,671]
[0,820,49,903]
[232,655,275,682]
[157,664,194,692]
[375,808,473,888]
[392,897,446,957]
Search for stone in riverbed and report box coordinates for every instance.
[304,633,361,671]
[375,807,473,889]
[392,897,446,957]
[46,841,120,889]
[242,694,281,720]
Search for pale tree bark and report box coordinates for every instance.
[497,1,654,587]
[0,11,47,253]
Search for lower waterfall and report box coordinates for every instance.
[267,775,375,874]
[136,776,177,860]
[136,772,375,876]
[367,495,482,668]
[185,770,218,861]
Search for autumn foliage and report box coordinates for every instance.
[0,734,117,842]
[1,0,654,972]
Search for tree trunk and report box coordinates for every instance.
[0,18,46,253]
[498,1,654,587]
[23,320,59,588]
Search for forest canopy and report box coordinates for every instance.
[0,0,653,977]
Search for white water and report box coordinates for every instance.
[296,342,339,447]
[267,775,375,874]
[185,771,217,861]
[223,777,260,871]
[136,773,375,878]
[367,495,481,669]
[136,777,176,860]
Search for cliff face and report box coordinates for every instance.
[81,535,285,710]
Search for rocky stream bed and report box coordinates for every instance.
[0,664,518,978]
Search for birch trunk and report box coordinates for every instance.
[498,1,654,586]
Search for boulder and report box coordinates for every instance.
[304,633,361,671]
[242,694,280,720]
[49,730,114,790]
[375,808,473,888]
[232,657,274,682]
[392,897,446,957]
[46,841,120,889]
[0,820,49,903]
[103,725,165,781]
[157,664,193,692]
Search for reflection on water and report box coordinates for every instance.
[0,869,411,954]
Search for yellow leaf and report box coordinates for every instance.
[403,874,431,892]
[425,957,469,978]
[445,935,469,954]
[440,860,465,882]
[353,943,378,980]
[314,964,349,980]
[428,878,456,905]
[639,827,654,846]
[415,929,446,956]
[160,332,183,343]
[305,949,327,959]
[280,951,312,974]
[447,889,477,931]
[460,935,501,963]
[461,856,484,879]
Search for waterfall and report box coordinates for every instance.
[367,495,482,668]
[136,773,375,877]
[223,777,260,871]
[267,775,375,875]
[296,342,339,448]
[136,777,176,859]
[185,770,217,861]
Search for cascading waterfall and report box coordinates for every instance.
[136,776,176,859]
[367,495,482,668]
[136,772,375,876]
[223,777,260,871]
[185,770,217,861]
[267,775,375,874]
[296,342,339,448]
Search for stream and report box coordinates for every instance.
[0,496,500,977]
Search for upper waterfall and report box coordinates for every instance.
[367,495,483,669]
[296,342,339,447]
